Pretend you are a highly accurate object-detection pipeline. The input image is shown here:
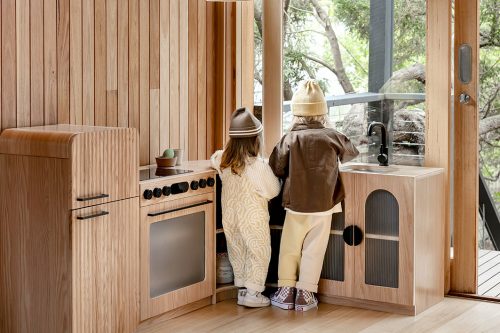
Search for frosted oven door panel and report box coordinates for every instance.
[150,211,205,298]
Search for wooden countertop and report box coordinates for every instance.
[340,162,444,178]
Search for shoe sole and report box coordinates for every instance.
[294,302,318,312]
[242,300,270,308]
[271,300,295,310]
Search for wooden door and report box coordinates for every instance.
[451,0,479,294]
[71,128,139,209]
[319,172,355,298]
[72,197,140,333]
[353,174,414,306]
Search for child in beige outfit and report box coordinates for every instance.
[269,80,359,311]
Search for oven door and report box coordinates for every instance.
[140,193,215,320]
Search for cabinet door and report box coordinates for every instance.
[353,174,414,306]
[71,129,138,209]
[319,172,355,298]
[72,197,139,333]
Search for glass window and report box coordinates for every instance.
[255,0,427,166]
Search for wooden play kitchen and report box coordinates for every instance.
[0,125,445,332]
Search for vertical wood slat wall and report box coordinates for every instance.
[0,0,214,166]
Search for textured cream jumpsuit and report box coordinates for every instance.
[211,151,281,292]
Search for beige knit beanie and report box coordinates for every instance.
[291,80,327,116]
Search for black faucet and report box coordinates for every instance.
[367,122,389,166]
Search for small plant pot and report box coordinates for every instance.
[156,156,177,168]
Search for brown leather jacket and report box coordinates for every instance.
[269,122,359,213]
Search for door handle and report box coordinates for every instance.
[343,225,364,246]
[147,200,213,217]
[77,211,109,220]
[77,193,109,202]
[459,93,471,104]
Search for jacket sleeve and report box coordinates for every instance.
[210,150,223,173]
[335,133,359,163]
[246,159,282,200]
[268,135,290,179]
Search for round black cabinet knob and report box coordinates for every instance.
[343,225,364,246]
[143,189,153,200]
[190,181,199,191]
[153,188,162,198]
[199,179,207,188]
[207,177,215,187]
[162,186,171,196]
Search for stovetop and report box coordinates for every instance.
[139,167,193,181]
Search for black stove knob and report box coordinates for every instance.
[153,188,162,198]
[199,179,207,188]
[162,186,171,196]
[207,177,215,187]
[190,180,199,191]
[143,189,153,200]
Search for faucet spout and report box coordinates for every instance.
[367,122,389,166]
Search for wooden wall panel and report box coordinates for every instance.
[424,0,452,293]
[189,0,199,160]
[159,0,169,155]
[82,0,95,126]
[44,0,58,125]
[94,0,107,127]
[139,0,150,165]
[57,0,70,124]
[30,0,44,126]
[150,0,160,163]
[70,0,82,125]
[0,0,217,166]
[129,0,140,132]
[169,0,180,150]
[16,0,30,127]
[118,0,129,128]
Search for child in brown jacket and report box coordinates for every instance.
[269,80,359,311]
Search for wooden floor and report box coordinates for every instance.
[479,250,500,297]
[136,297,500,333]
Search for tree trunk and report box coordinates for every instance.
[309,0,355,93]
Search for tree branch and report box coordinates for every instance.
[300,53,338,76]
[309,0,355,93]
[480,115,500,136]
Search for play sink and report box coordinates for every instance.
[340,163,399,173]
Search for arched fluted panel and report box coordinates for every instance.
[365,190,399,236]
[365,190,399,288]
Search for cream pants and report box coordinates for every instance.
[224,215,271,292]
[278,212,332,292]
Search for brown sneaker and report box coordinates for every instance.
[270,287,296,310]
[294,289,318,312]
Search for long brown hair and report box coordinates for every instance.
[220,136,261,175]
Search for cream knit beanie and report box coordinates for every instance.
[291,80,327,116]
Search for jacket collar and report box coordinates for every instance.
[290,121,325,131]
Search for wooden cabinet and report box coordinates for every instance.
[71,127,139,209]
[72,198,139,333]
[0,125,139,333]
[319,165,445,315]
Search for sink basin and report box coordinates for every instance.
[340,163,399,173]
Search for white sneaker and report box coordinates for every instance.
[242,290,270,308]
[237,288,247,306]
